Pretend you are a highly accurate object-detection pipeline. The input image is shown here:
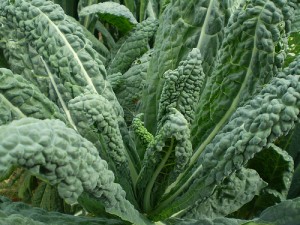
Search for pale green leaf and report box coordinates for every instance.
[79,2,137,33]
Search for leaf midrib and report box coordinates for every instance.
[33,3,97,93]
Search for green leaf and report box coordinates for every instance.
[67,15,109,63]
[0,195,127,225]
[68,89,138,205]
[136,108,192,212]
[0,166,15,182]
[255,197,300,225]
[157,48,205,129]
[191,0,295,155]
[0,0,114,111]
[0,68,67,125]
[131,113,154,158]
[151,60,300,220]
[31,182,66,212]
[291,3,300,33]
[110,50,153,124]
[94,21,116,50]
[142,0,237,134]
[138,0,149,21]
[50,0,78,18]
[78,0,100,31]
[233,144,294,218]
[288,163,300,199]
[0,118,149,225]
[0,49,9,68]
[79,2,138,33]
[107,18,158,75]
[182,168,267,219]
[285,33,300,67]
[124,0,136,16]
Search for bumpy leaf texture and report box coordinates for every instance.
[0,0,122,118]
[191,0,297,154]
[110,50,153,124]
[0,118,148,225]
[142,0,238,134]
[152,57,300,220]
[136,108,192,211]
[107,18,158,75]
[68,89,137,205]
[183,168,267,219]
[0,68,67,125]
[157,48,205,129]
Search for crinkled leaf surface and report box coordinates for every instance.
[0,118,150,225]
[183,168,267,219]
[110,50,153,124]
[151,59,300,220]
[107,18,158,75]
[233,144,294,218]
[0,0,122,117]
[191,0,295,154]
[0,68,66,125]
[136,108,192,211]
[142,0,239,134]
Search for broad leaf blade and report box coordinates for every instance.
[136,109,192,212]
[0,195,127,225]
[183,168,267,219]
[0,118,149,225]
[0,68,67,125]
[191,0,295,156]
[107,18,158,75]
[79,2,138,33]
[142,0,237,134]
[151,58,300,220]
[256,197,300,225]
[110,50,153,124]
[233,144,294,218]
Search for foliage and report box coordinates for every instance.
[0,0,300,224]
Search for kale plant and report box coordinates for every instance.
[0,0,300,224]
